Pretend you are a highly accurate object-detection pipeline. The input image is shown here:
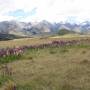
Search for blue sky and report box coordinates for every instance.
[0,0,90,23]
[7,8,37,19]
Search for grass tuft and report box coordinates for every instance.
[0,55,21,64]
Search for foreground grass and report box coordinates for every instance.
[0,44,90,90]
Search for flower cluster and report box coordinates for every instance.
[0,39,90,57]
[0,47,24,57]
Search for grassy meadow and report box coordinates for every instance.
[0,34,90,48]
[0,36,90,90]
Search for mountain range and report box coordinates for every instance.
[0,20,90,40]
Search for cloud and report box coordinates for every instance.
[0,0,90,22]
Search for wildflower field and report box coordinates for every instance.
[0,36,90,90]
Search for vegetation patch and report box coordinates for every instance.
[82,50,87,54]
[0,75,12,87]
[80,59,90,64]
[16,85,32,90]
[60,49,69,53]
[0,38,90,90]
[0,55,21,64]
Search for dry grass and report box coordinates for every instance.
[0,45,90,90]
[0,36,90,48]
[0,36,90,90]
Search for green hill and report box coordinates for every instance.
[57,29,75,35]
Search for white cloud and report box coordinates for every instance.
[0,15,15,21]
[0,0,90,22]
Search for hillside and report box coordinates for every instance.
[57,29,76,35]
[0,33,23,40]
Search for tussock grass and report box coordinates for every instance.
[0,44,90,64]
[0,75,13,87]
[3,80,16,90]
[0,55,21,64]
[0,37,90,90]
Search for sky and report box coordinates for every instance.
[0,0,90,23]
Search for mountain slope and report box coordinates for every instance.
[0,20,90,39]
